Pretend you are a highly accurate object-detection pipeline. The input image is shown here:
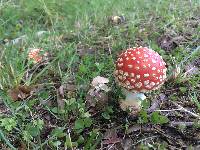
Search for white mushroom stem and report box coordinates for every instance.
[120,89,146,114]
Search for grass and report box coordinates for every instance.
[0,0,200,149]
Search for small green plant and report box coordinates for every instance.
[150,112,169,124]
[138,111,169,124]
[74,117,93,133]
[138,110,148,124]
[0,117,17,131]
[102,106,114,120]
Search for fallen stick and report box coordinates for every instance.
[147,93,167,113]
[169,121,196,127]
[171,101,200,119]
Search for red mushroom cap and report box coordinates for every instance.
[114,47,167,92]
[28,48,48,63]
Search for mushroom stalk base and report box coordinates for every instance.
[120,90,146,115]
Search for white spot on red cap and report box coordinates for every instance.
[160,62,163,66]
[124,72,129,76]
[118,63,123,67]
[118,75,123,80]
[144,80,149,85]
[135,66,140,70]
[143,65,147,69]
[119,70,123,74]
[150,82,155,87]
[131,79,136,82]
[144,74,149,78]
[114,70,119,75]
[132,57,136,60]
[128,65,133,68]
[145,85,151,89]
[118,58,123,62]
[130,73,135,77]
[163,68,167,73]
[136,75,140,79]
[125,80,130,85]
[136,51,140,54]
[152,59,156,63]
[152,67,156,70]
[135,82,142,88]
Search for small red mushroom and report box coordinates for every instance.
[114,47,167,114]
[28,48,48,63]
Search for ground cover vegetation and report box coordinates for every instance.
[0,0,200,149]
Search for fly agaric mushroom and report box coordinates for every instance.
[114,47,167,115]
[28,48,48,63]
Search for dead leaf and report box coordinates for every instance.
[102,129,121,145]
[5,35,27,46]
[127,124,141,134]
[66,83,76,92]
[193,57,200,67]
[77,47,96,57]
[58,85,65,97]
[184,64,199,77]
[74,21,81,29]
[122,138,134,150]
[56,88,65,110]
[134,37,148,47]
[18,85,32,94]
[36,31,48,38]
[108,15,126,25]
[157,35,177,52]
[86,91,108,109]
[7,85,33,101]
[18,141,27,150]
[171,65,181,79]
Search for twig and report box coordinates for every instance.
[171,101,200,119]
[131,136,158,146]
[107,144,115,150]
[147,93,167,113]
[155,108,182,112]
[169,121,195,127]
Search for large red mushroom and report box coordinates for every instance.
[114,47,167,114]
